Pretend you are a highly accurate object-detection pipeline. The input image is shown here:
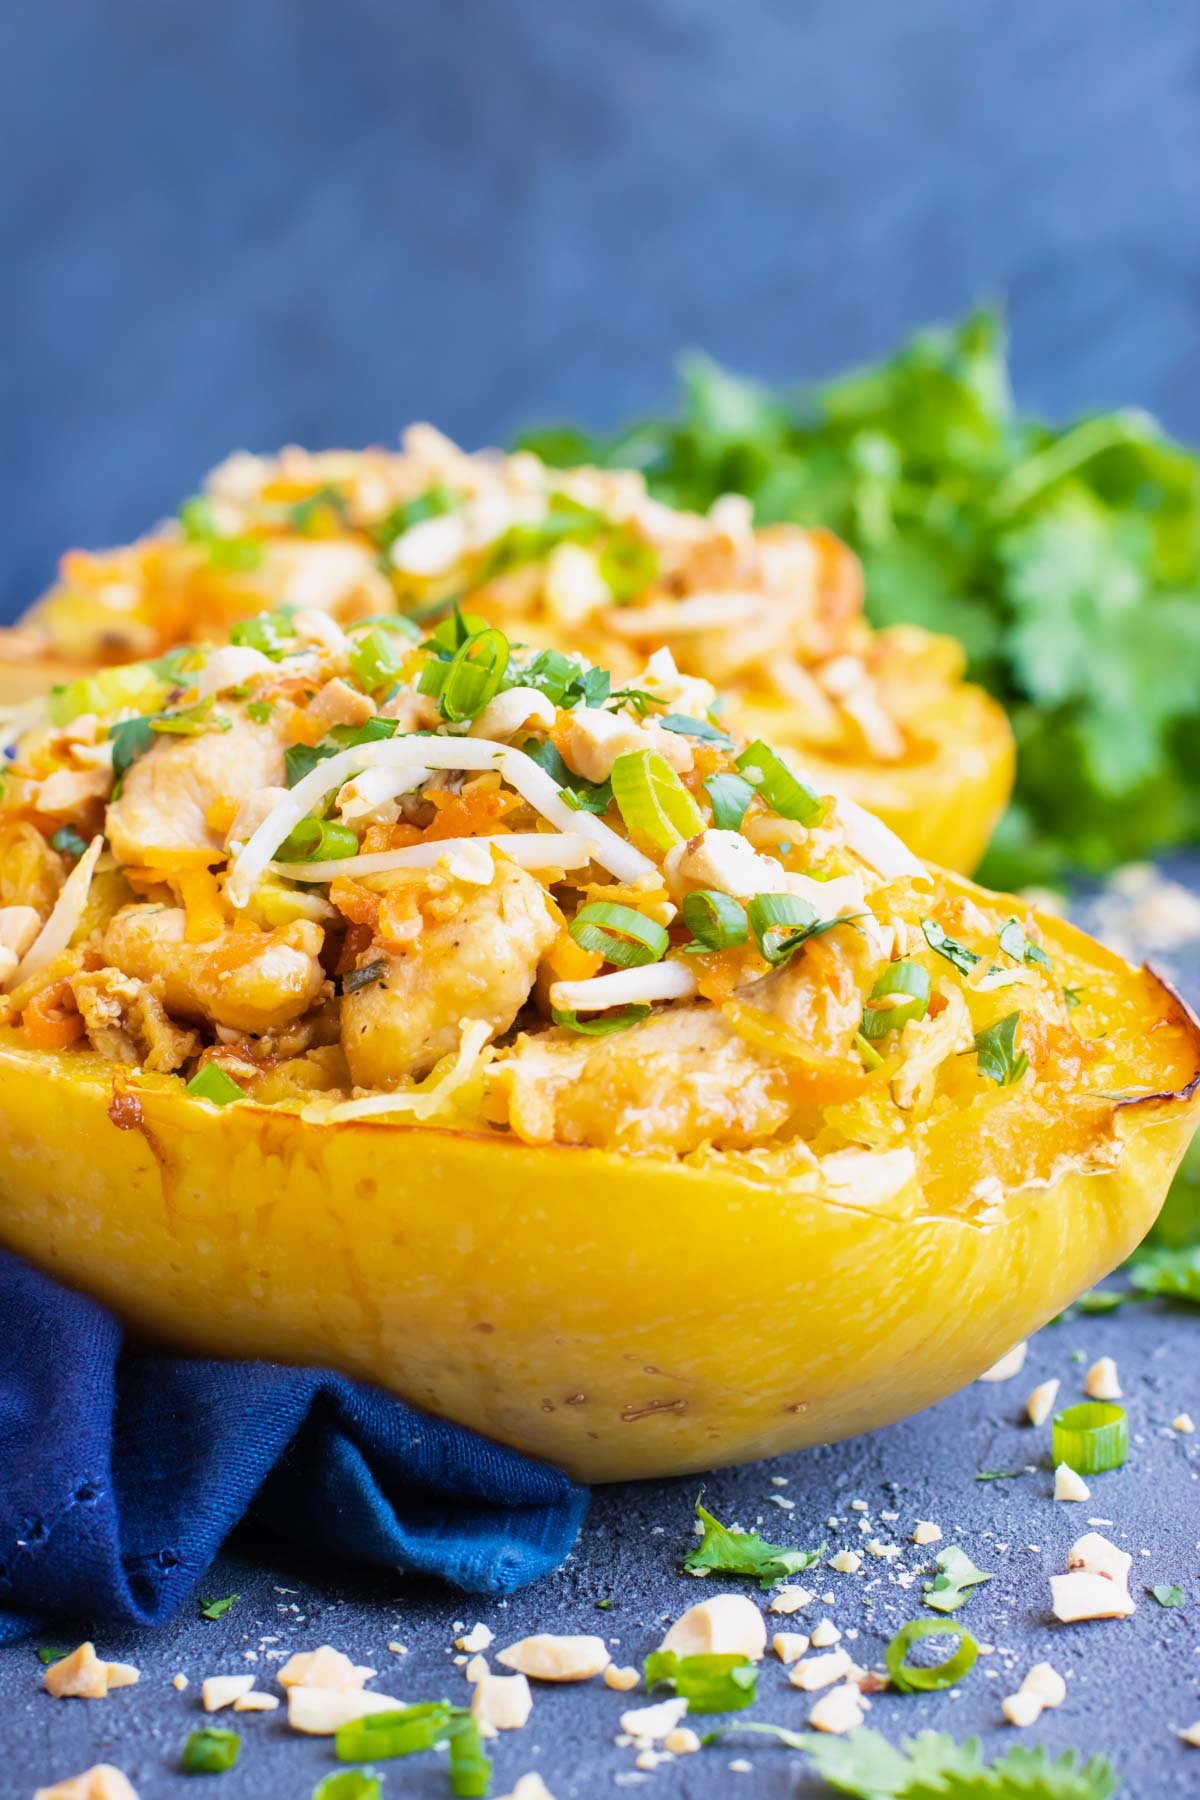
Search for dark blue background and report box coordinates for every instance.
[4,0,1199,618]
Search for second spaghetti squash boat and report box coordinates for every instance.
[1,428,1013,870]
[0,610,1193,1480]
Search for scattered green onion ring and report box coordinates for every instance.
[349,625,406,694]
[439,626,511,723]
[746,892,818,966]
[610,748,704,852]
[185,1065,246,1108]
[735,740,825,825]
[885,1618,978,1693]
[1052,1401,1128,1474]
[569,902,669,969]
[682,889,749,952]
[275,818,360,863]
[860,961,932,1040]
[181,1727,240,1773]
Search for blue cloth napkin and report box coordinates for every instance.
[0,1250,587,1644]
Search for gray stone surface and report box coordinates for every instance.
[0,1301,1196,1796]
[4,4,1200,1793]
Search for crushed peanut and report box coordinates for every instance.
[772,1631,810,1665]
[34,1767,139,1800]
[808,1682,870,1734]
[201,1675,255,1712]
[1026,1378,1060,1426]
[768,1585,814,1614]
[496,1634,610,1682]
[913,1521,942,1546]
[978,1341,1028,1382]
[1002,1662,1066,1728]
[603,1664,640,1692]
[471,1671,534,1736]
[789,1649,855,1691]
[659,1594,766,1661]
[1084,1356,1122,1401]
[1054,1463,1091,1502]
[43,1644,140,1702]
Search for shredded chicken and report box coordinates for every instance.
[488,1006,794,1153]
[70,968,200,1072]
[103,906,325,1034]
[106,712,286,866]
[341,863,558,1087]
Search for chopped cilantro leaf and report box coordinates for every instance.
[658,712,734,747]
[973,1011,1028,1086]
[921,917,981,976]
[682,1499,824,1588]
[923,1546,993,1613]
[1150,1584,1185,1608]
[199,1593,239,1621]
[998,917,1052,968]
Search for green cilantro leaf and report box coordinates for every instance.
[921,918,981,976]
[1150,1584,1185,1608]
[1128,1244,1200,1305]
[922,1546,993,1613]
[973,1012,1028,1086]
[682,1500,824,1588]
[792,1726,1118,1799]
[199,1593,239,1621]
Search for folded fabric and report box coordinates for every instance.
[0,1249,587,1643]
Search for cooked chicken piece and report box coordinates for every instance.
[342,863,557,1087]
[489,1006,794,1153]
[106,714,286,867]
[70,968,200,1072]
[103,906,325,1035]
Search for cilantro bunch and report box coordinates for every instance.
[519,309,1200,888]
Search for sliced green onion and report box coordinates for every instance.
[860,961,932,1040]
[150,699,232,738]
[349,626,406,695]
[598,531,659,600]
[275,818,359,863]
[181,1727,240,1773]
[643,1650,758,1714]
[746,893,818,966]
[374,483,457,551]
[438,627,511,723]
[343,959,388,997]
[704,772,756,831]
[610,749,704,852]
[682,889,749,951]
[1052,1401,1128,1474]
[736,740,825,825]
[448,1717,492,1797]
[198,1593,238,1621]
[246,699,276,724]
[185,1066,246,1108]
[885,1619,978,1693]
[552,1004,651,1036]
[855,1031,884,1071]
[335,1702,463,1763]
[312,1771,383,1800]
[229,606,295,658]
[569,902,669,968]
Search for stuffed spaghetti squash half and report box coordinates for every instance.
[0,610,1191,1480]
[0,428,1012,871]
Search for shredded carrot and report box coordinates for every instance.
[205,795,240,836]
[545,928,603,985]
[423,780,519,841]
[377,886,424,953]
[329,878,381,929]
[22,981,85,1051]
[135,846,223,872]
[175,867,226,942]
[360,821,423,855]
